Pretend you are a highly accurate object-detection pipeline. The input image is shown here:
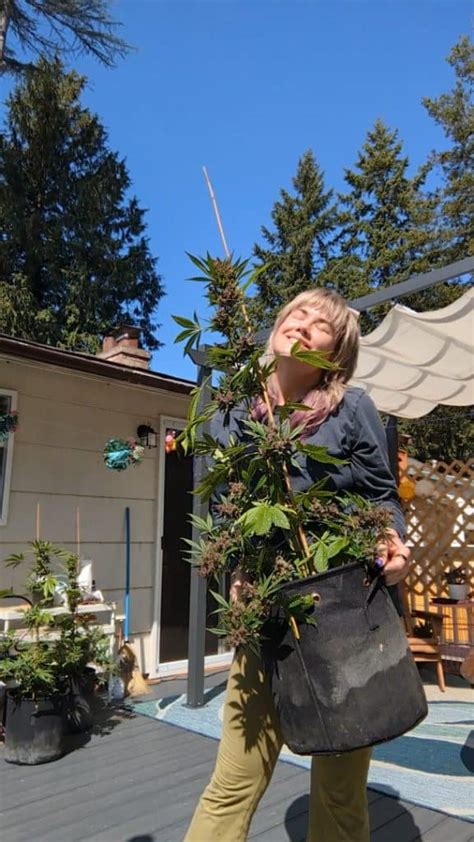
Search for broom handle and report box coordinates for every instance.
[124,506,131,641]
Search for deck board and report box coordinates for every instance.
[0,675,472,842]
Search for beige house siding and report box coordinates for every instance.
[0,355,191,677]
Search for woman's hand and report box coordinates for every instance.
[376,528,411,586]
[229,567,249,603]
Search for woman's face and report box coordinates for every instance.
[272,304,337,359]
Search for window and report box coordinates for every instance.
[0,389,17,526]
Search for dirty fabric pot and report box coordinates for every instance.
[5,692,64,764]
[261,562,428,755]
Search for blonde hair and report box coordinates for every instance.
[252,288,360,435]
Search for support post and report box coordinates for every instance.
[186,359,212,707]
[384,414,404,616]
[385,414,400,484]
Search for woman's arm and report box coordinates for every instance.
[351,391,406,540]
[351,391,410,586]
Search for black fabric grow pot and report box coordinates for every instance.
[261,562,428,756]
[5,692,64,765]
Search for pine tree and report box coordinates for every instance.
[320,119,439,325]
[0,58,164,351]
[249,150,337,328]
[423,35,474,262]
[0,0,129,74]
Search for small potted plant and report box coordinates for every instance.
[445,565,468,601]
[0,541,113,764]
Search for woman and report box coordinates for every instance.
[184,288,410,842]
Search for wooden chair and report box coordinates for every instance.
[400,585,446,692]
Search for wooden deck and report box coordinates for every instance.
[0,673,473,842]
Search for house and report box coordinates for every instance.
[0,330,230,679]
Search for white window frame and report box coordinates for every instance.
[0,389,17,526]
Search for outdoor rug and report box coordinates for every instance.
[131,686,474,823]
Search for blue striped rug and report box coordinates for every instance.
[132,689,474,823]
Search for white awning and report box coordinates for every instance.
[352,287,474,419]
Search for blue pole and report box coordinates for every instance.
[124,506,131,641]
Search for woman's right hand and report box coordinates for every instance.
[229,567,249,603]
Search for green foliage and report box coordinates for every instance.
[0,58,164,351]
[174,253,392,648]
[0,0,130,75]
[0,540,113,702]
[319,119,442,329]
[423,35,474,263]
[249,150,338,327]
[399,406,474,464]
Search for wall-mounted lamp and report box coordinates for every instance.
[137,424,158,448]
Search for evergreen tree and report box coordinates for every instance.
[320,119,440,326]
[0,0,129,74]
[249,150,337,328]
[423,35,474,262]
[0,58,164,351]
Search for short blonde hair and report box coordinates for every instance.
[254,288,360,434]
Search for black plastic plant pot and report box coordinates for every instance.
[261,561,428,756]
[4,692,64,765]
[62,676,93,734]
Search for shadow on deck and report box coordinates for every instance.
[0,669,472,842]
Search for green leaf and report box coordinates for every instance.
[209,590,231,610]
[297,443,347,465]
[326,536,350,559]
[289,343,336,370]
[171,314,199,329]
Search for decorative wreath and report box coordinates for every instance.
[0,411,19,441]
[103,438,144,471]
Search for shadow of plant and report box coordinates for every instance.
[227,648,283,783]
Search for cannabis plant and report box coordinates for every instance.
[0,541,112,702]
[173,254,391,649]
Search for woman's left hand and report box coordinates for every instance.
[376,528,411,586]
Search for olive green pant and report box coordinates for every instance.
[184,648,372,842]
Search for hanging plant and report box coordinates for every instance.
[0,411,19,441]
[103,438,144,472]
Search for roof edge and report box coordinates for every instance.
[0,334,195,396]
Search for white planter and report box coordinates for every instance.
[448,583,468,601]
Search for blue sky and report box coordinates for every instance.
[1,1,471,381]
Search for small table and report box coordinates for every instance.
[0,602,120,658]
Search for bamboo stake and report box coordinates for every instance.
[202,166,312,577]
[202,166,231,259]
[202,170,316,639]
[35,502,40,541]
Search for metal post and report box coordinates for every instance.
[384,414,404,615]
[186,360,212,707]
[385,414,400,484]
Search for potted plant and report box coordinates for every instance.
[445,565,468,601]
[0,541,113,764]
[171,253,427,755]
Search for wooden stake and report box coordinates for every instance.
[202,164,312,578]
[76,507,81,557]
[202,166,231,258]
[35,502,40,540]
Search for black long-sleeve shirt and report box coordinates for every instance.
[210,386,405,539]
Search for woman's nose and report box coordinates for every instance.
[299,317,313,336]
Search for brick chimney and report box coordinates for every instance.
[97,326,151,370]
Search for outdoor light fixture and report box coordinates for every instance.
[136,424,158,448]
